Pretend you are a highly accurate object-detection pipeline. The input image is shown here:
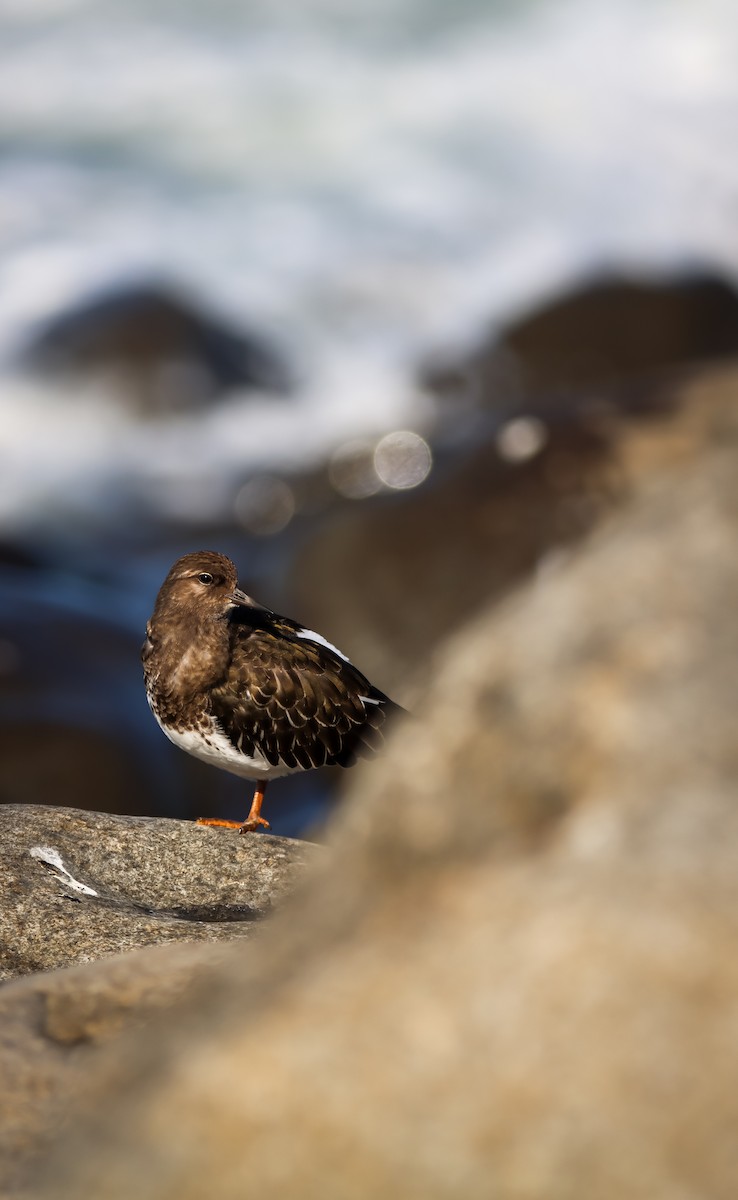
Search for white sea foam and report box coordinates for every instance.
[1,0,737,528]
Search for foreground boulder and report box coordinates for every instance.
[17,375,738,1199]
[0,805,317,981]
[0,941,231,1197]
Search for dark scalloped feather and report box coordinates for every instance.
[208,607,401,773]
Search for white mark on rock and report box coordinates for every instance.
[30,846,98,896]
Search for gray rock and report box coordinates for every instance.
[0,805,317,981]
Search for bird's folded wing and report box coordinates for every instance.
[209,629,393,770]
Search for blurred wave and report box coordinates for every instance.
[1,0,738,530]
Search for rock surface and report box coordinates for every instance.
[0,805,317,981]
[292,272,738,699]
[0,942,231,1197]
[291,415,618,694]
[14,373,738,1199]
[290,363,737,693]
[18,281,291,411]
[421,269,738,409]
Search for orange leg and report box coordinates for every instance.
[239,781,270,833]
[196,781,271,833]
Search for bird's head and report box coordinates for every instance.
[152,550,241,624]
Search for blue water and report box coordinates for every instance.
[1,0,738,531]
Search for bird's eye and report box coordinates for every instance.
[197,572,214,585]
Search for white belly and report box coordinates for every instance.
[154,712,301,782]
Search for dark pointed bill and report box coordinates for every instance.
[230,587,263,609]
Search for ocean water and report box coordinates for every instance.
[1,0,738,534]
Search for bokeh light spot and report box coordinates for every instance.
[329,439,382,500]
[496,417,547,463]
[373,430,432,491]
[234,474,295,536]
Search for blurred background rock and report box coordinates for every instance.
[1,0,737,836]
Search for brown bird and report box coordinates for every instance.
[142,551,400,832]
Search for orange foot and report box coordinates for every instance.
[239,815,271,833]
[195,816,271,833]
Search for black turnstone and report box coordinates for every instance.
[142,551,401,832]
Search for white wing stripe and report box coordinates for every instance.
[295,627,350,663]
